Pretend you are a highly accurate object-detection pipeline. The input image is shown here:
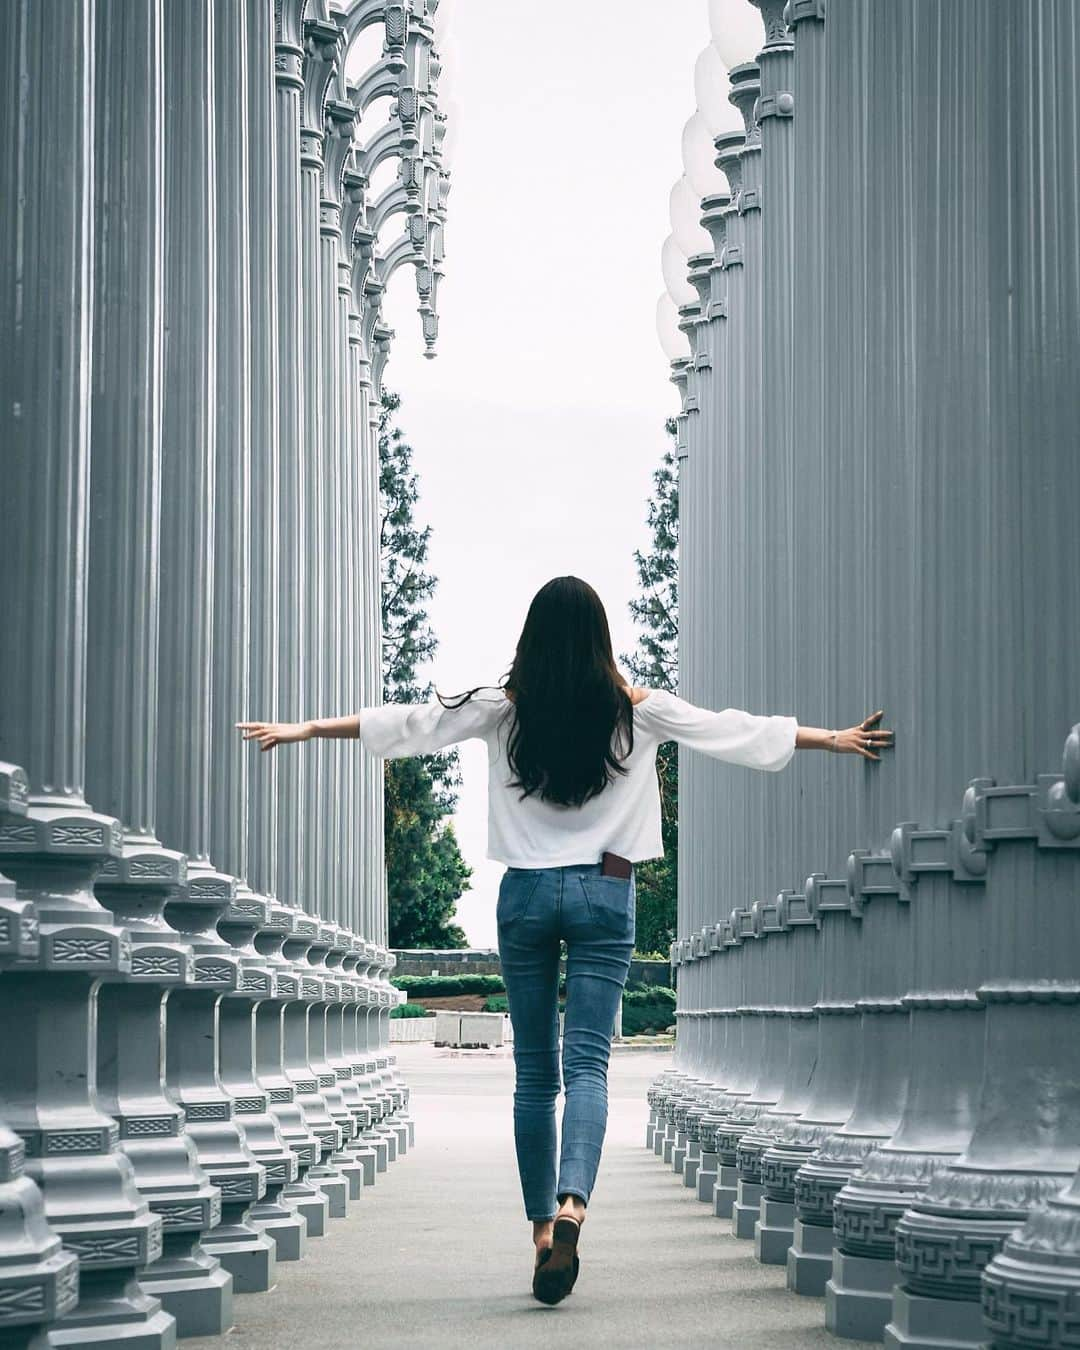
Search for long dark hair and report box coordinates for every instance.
[436,575,634,807]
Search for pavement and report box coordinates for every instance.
[190,1044,874,1349]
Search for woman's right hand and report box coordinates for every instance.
[236,720,314,752]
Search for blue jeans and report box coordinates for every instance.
[496,861,635,1221]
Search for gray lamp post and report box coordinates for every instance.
[83,0,231,1335]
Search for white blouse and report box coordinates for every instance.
[356,688,799,869]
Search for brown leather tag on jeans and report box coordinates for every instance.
[601,851,632,879]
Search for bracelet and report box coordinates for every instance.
[831,730,838,752]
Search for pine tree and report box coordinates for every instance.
[379,390,470,948]
[619,418,680,956]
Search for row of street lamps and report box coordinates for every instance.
[0,1,452,1344]
[650,2,1080,1348]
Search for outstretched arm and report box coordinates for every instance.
[636,692,894,769]
[236,716,357,750]
[238,694,506,759]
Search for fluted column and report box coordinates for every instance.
[319,95,355,934]
[299,18,337,924]
[359,345,377,947]
[273,0,308,918]
[208,0,252,904]
[751,0,797,903]
[85,0,234,1333]
[245,0,280,906]
[211,0,309,1272]
[342,225,364,952]
[156,0,276,1296]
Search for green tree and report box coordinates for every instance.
[619,418,679,957]
[383,755,469,949]
[379,390,470,948]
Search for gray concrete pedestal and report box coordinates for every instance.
[683,1142,702,1188]
[328,1148,368,1201]
[39,1270,176,1350]
[883,1285,987,1349]
[137,1238,232,1340]
[697,1150,718,1203]
[341,1141,378,1188]
[361,1132,390,1174]
[732,1180,763,1238]
[281,1175,330,1238]
[673,1131,688,1174]
[714,1164,739,1218]
[826,1249,900,1342]
[308,1157,350,1218]
[199,1217,276,1294]
[248,1194,307,1262]
[786,1218,834,1296]
[755,1197,795,1265]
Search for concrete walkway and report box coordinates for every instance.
[191,1045,874,1349]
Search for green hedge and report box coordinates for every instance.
[392,974,506,998]
[390,975,676,1033]
[621,985,676,1036]
[389,1001,435,1019]
[623,986,676,1009]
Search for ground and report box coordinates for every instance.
[189,1044,875,1349]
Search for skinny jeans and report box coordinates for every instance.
[496,861,635,1221]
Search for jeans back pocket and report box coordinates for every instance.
[577,873,635,940]
[496,868,543,926]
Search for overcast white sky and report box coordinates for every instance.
[380,2,714,948]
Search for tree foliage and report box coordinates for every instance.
[379,390,469,948]
[619,419,680,957]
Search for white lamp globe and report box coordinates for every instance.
[669,176,712,258]
[656,292,689,362]
[681,111,726,201]
[661,234,696,308]
[708,0,766,68]
[694,44,743,135]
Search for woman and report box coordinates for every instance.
[237,575,892,1306]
